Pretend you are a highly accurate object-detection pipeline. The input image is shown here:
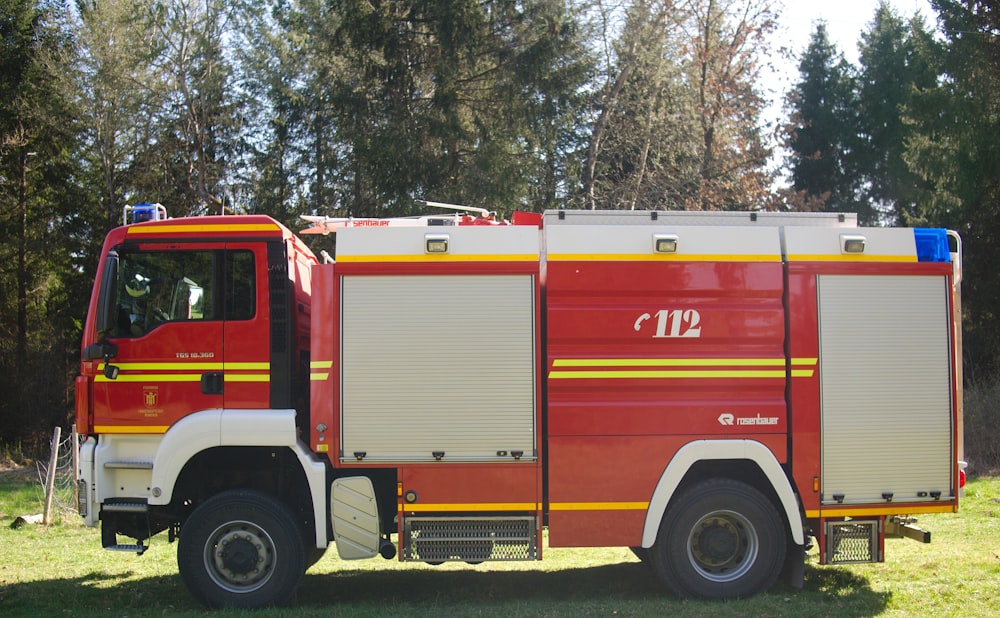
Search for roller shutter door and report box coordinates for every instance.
[819,274,953,503]
[341,274,536,462]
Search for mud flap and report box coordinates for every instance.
[782,542,805,589]
[331,476,381,559]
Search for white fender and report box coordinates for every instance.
[148,408,328,547]
[641,440,804,548]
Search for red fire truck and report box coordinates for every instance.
[76,205,964,608]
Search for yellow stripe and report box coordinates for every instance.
[548,253,780,262]
[95,373,202,383]
[99,362,223,371]
[549,501,649,511]
[310,360,334,369]
[128,223,280,235]
[93,425,168,434]
[337,254,538,263]
[398,501,653,512]
[554,358,818,367]
[550,369,789,379]
[788,254,916,263]
[398,502,539,512]
[225,362,269,370]
[224,374,270,383]
[310,373,329,381]
[97,362,270,370]
[805,503,956,518]
[549,357,818,379]
[554,358,805,368]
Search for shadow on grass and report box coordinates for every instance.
[0,570,197,617]
[292,561,891,616]
[298,561,661,606]
[0,561,891,617]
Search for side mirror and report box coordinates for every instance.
[103,359,119,380]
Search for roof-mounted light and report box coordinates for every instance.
[840,234,866,254]
[653,233,679,253]
[425,233,449,254]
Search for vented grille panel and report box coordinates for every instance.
[403,517,537,562]
[826,520,881,564]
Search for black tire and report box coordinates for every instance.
[650,478,786,600]
[177,490,306,609]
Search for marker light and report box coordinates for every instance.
[653,233,679,253]
[840,234,866,254]
[425,234,449,253]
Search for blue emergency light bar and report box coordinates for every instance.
[123,203,167,225]
[914,228,951,263]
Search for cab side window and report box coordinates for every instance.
[115,250,217,337]
[224,251,256,321]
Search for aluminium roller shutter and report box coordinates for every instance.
[819,274,953,503]
[340,274,536,462]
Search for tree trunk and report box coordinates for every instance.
[16,146,29,367]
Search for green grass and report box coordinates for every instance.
[1,472,997,617]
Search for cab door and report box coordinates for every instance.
[220,242,272,408]
[93,243,225,432]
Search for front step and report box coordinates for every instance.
[103,460,153,470]
[102,502,149,514]
[403,516,538,562]
[104,543,147,554]
[101,500,149,555]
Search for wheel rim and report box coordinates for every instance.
[203,519,276,594]
[686,509,759,583]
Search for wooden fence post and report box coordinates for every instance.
[42,426,61,525]
[72,426,79,510]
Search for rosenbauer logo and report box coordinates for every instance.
[718,413,779,426]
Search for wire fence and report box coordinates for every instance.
[33,427,78,523]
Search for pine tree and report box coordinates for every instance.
[0,0,86,442]
[76,0,168,229]
[907,0,1000,374]
[784,22,858,214]
[854,1,938,224]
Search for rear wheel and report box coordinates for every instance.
[177,490,305,609]
[650,478,785,600]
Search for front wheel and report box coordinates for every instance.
[177,490,306,609]
[650,478,785,600]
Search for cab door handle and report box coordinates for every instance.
[201,372,224,395]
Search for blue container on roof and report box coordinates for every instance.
[914,228,951,263]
